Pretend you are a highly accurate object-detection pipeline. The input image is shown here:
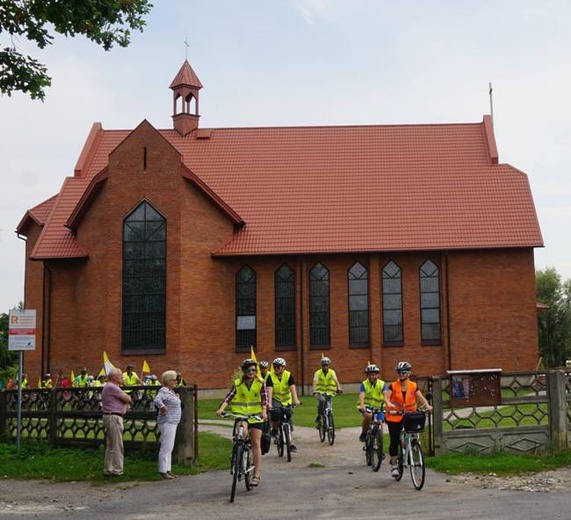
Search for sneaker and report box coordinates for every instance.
[391,466,399,478]
[270,428,278,437]
[289,444,297,453]
[359,432,367,442]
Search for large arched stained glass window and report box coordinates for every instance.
[236,265,257,352]
[122,201,166,352]
[348,261,369,346]
[309,262,330,347]
[382,260,403,345]
[420,259,441,344]
[275,264,296,349]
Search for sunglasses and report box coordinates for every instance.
[397,370,410,375]
[273,365,283,369]
[246,368,257,374]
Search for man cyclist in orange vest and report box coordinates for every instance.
[384,361,432,477]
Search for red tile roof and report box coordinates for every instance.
[22,116,543,260]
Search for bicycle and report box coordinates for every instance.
[314,391,341,445]
[272,404,298,462]
[221,412,260,502]
[390,409,427,490]
[362,405,385,472]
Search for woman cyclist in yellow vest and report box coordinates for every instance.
[358,364,386,442]
[384,361,432,477]
[216,359,268,486]
[266,357,301,453]
[312,357,342,423]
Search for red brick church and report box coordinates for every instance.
[17,60,543,390]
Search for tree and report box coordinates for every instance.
[0,312,18,386]
[536,268,571,368]
[0,0,153,100]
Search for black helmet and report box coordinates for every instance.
[321,357,331,365]
[396,361,412,372]
[241,358,257,371]
[126,364,134,370]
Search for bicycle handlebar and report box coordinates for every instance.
[220,412,263,421]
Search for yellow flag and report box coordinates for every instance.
[38,378,42,388]
[71,369,75,386]
[250,346,261,378]
[102,351,115,375]
[321,352,325,359]
[142,359,151,373]
[97,367,106,378]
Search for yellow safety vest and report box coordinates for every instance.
[123,372,139,386]
[230,378,264,424]
[358,378,385,408]
[269,370,292,405]
[74,375,89,387]
[315,369,337,395]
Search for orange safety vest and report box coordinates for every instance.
[385,379,418,423]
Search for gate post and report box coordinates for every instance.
[548,369,568,451]
[431,376,444,454]
[173,386,197,466]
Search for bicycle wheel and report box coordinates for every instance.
[371,427,383,472]
[327,412,335,445]
[365,431,373,466]
[284,423,292,462]
[410,438,425,490]
[394,440,404,481]
[318,415,326,442]
[277,424,284,457]
[243,445,253,490]
[230,444,241,502]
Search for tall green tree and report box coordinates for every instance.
[0,312,18,386]
[0,0,153,100]
[536,268,571,368]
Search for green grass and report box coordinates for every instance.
[426,449,571,476]
[0,432,232,482]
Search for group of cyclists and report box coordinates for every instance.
[216,355,432,485]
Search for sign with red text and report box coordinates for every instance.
[8,310,36,351]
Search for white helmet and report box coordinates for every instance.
[272,357,286,367]
[396,361,412,372]
[321,357,331,365]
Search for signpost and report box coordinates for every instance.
[8,309,37,452]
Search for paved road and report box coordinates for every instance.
[2,426,570,519]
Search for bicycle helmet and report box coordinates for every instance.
[321,357,331,365]
[365,364,379,374]
[259,360,269,369]
[241,358,258,371]
[396,361,412,372]
[273,357,286,367]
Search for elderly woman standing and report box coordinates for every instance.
[154,370,182,479]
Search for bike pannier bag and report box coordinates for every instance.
[403,411,426,432]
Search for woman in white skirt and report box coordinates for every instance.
[154,370,182,479]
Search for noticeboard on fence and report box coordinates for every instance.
[447,369,502,407]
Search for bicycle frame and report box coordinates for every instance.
[273,405,294,462]
[316,392,336,445]
[392,410,426,490]
[221,412,261,502]
[363,405,385,471]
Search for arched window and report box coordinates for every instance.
[236,265,256,351]
[382,260,403,345]
[309,262,330,347]
[275,264,296,350]
[420,259,441,344]
[122,201,166,352]
[348,261,369,346]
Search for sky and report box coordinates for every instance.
[1,0,570,312]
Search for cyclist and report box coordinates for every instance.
[384,361,432,477]
[259,360,270,382]
[41,373,53,389]
[312,357,342,424]
[74,368,90,387]
[216,359,268,487]
[122,364,142,387]
[266,357,301,453]
[358,364,386,442]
